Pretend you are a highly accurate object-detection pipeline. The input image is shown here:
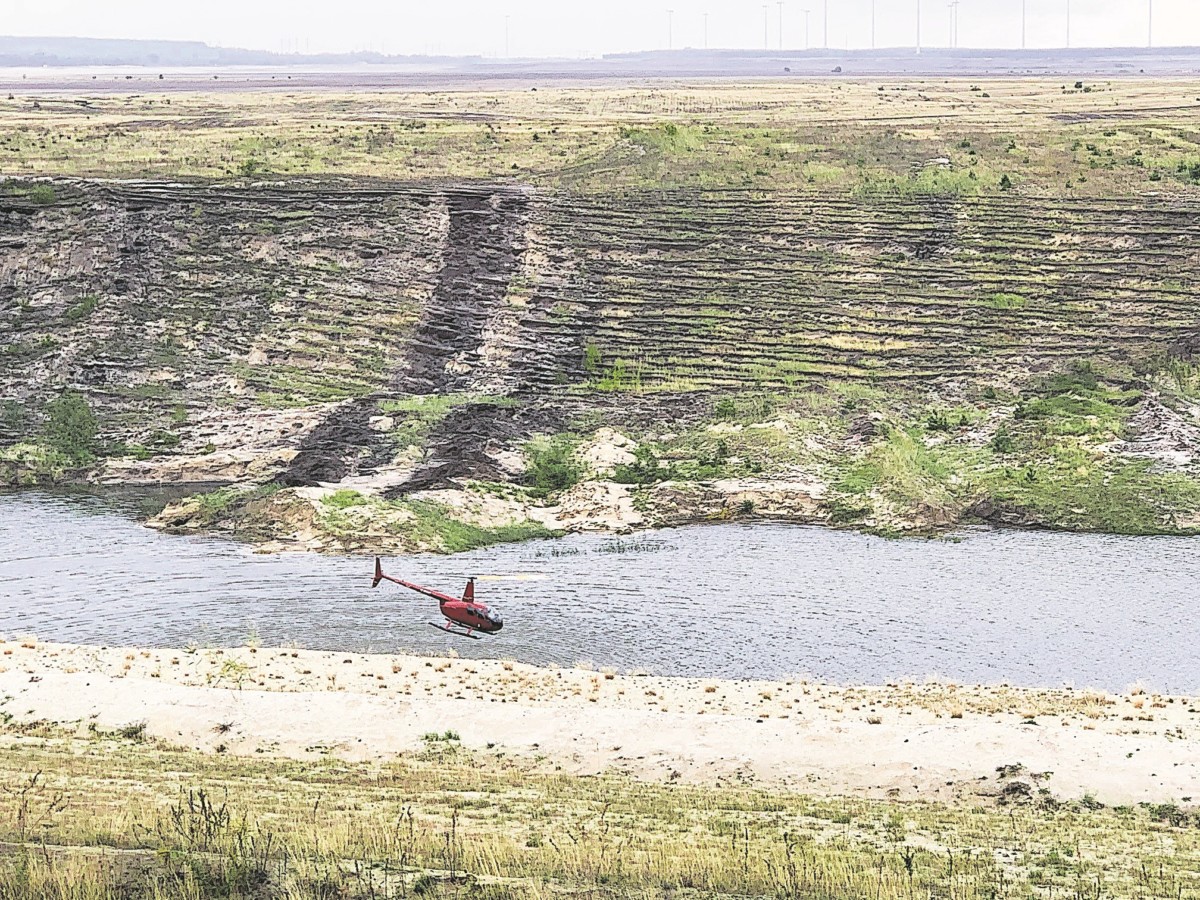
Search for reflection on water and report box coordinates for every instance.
[2,491,1198,692]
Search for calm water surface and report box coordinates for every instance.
[1,491,1197,692]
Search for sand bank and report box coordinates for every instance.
[1,639,1196,804]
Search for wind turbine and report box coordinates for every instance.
[504,14,510,58]
[1066,0,1071,48]
[778,1,784,50]
[703,11,709,49]
[948,1,959,48]
[1148,0,1154,48]
[1021,0,1027,50]
[916,0,922,54]
[802,8,811,49]
[667,8,674,50]
[823,0,829,49]
[763,5,770,49]
[871,0,877,49]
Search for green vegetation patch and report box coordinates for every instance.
[62,294,100,323]
[42,391,98,464]
[317,490,555,553]
[523,435,582,498]
[0,442,70,486]
[986,292,1028,310]
[834,424,958,523]
[394,499,555,553]
[0,179,57,205]
[983,451,1200,535]
[1016,364,1141,438]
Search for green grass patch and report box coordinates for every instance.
[322,489,369,510]
[986,292,1028,310]
[0,442,70,485]
[399,499,555,553]
[982,451,1200,535]
[1,179,57,204]
[1016,365,1140,438]
[837,426,954,510]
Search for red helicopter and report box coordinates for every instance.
[372,557,504,639]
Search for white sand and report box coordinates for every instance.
[1,639,1197,804]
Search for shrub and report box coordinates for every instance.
[43,391,98,464]
[63,294,99,323]
[583,342,602,373]
[613,444,672,485]
[925,411,952,432]
[990,427,1016,454]
[525,436,581,497]
[1,400,27,433]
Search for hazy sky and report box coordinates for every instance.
[4,0,1198,57]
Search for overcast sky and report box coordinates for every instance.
[4,0,1197,57]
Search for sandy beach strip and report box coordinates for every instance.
[0,638,1196,804]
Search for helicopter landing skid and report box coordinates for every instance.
[428,622,483,640]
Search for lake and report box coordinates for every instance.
[2,490,1197,692]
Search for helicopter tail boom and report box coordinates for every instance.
[372,557,461,605]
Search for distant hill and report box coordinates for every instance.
[0,36,474,68]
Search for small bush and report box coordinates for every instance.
[63,294,99,323]
[583,342,602,373]
[116,721,147,741]
[42,391,98,464]
[613,444,672,485]
[925,411,952,432]
[525,436,581,497]
[990,427,1016,454]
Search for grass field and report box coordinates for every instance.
[1,728,1198,899]
[3,80,1200,194]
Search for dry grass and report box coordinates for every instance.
[3,80,1200,196]
[0,728,1197,899]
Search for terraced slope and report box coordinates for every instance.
[533,192,1200,390]
[3,174,1199,544]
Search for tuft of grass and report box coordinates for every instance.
[322,489,369,510]
[986,292,1027,310]
[62,294,100,323]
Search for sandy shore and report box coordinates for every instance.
[1,638,1196,805]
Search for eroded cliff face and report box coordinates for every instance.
[3,178,1200,545]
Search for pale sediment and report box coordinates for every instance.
[2,639,1196,805]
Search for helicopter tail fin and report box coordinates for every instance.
[372,557,384,589]
[463,578,475,603]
